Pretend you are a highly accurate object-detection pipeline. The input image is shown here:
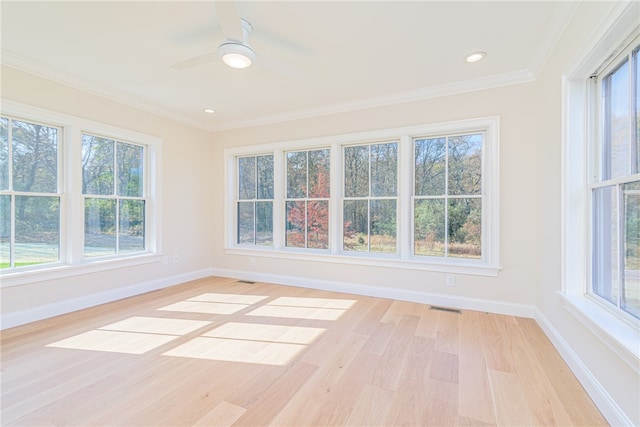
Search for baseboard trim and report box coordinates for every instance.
[534,308,633,427]
[0,268,214,330]
[210,268,536,318]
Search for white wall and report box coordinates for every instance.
[211,83,540,311]
[0,65,215,319]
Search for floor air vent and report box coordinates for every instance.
[429,305,462,314]
[237,280,255,284]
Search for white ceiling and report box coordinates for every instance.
[1,1,577,131]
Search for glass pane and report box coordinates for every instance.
[448,198,482,258]
[414,199,446,257]
[343,200,368,251]
[257,155,273,199]
[1,195,11,267]
[15,195,59,265]
[592,186,618,306]
[119,200,145,253]
[12,120,58,193]
[636,47,640,174]
[344,145,369,197]
[286,200,305,248]
[308,149,330,198]
[370,199,396,253]
[307,200,329,249]
[82,134,114,195]
[85,198,116,257]
[287,151,307,199]
[238,157,256,200]
[622,180,640,318]
[237,202,254,244]
[371,143,397,197]
[255,201,272,246]
[0,117,8,191]
[448,134,482,195]
[117,143,144,197]
[415,138,446,196]
[603,60,631,179]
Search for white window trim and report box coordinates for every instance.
[0,100,163,288]
[561,1,640,370]
[225,116,500,277]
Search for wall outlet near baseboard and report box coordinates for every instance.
[446,275,455,287]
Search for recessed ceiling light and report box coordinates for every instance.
[465,52,486,63]
[204,108,216,114]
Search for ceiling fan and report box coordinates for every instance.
[171,0,256,70]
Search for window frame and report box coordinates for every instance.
[342,140,399,255]
[284,147,331,251]
[81,133,149,258]
[235,153,274,247]
[225,116,500,277]
[0,100,163,288]
[561,2,639,368]
[1,115,64,270]
[588,39,640,321]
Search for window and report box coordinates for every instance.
[562,5,638,364]
[414,134,482,259]
[590,40,639,320]
[0,101,162,285]
[286,148,330,249]
[237,155,273,246]
[343,142,398,253]
[82,134,146,257]
[226,117,499,276]
[0,116,61,269]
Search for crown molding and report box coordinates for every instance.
[3,50,533,134]
[206,69,534,132]
[1,51,210,131]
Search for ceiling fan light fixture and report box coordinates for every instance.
[219,42,255,69]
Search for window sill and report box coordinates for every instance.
[224,247,501,277]
[559,290,640,373]
[0,254,163,288]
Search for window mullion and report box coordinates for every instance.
[272,149,284,250]
[444,137,449,257]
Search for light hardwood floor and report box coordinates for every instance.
[1,276,607,426]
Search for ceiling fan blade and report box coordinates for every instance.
[214,0,244,42]
[170,52,218,70]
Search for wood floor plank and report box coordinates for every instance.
[458,311,496,425]
[488,368,534,426]
[193,401,246,427]
[0,276,608,426]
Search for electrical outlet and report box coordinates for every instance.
[173,254,180,263]
[249,257,256,266]
[446,275,455,287]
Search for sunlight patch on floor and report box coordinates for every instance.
[202,322,325,344]
[245,296,357,320]
[157,301,250,315]
[46,316,212,354]
[268,297,357,309]
[99,316,211,335]
[245,305,347,320]
[46,330,179,354]
[163,336,307,365]
[187,293,268,305]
